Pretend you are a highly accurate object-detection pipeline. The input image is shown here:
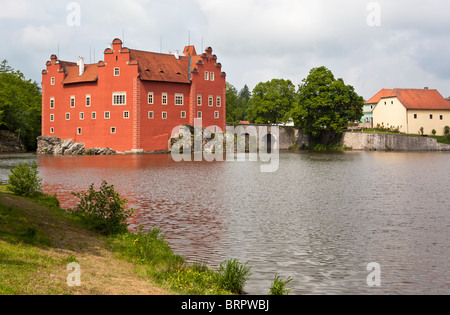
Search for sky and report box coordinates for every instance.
[1,0,450,100]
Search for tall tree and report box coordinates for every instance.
[248,79,295,125]
[0,61,42,150]
[291,66,364,139]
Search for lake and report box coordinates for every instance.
[1,151,449,295]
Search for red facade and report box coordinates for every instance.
[41,38,226,152]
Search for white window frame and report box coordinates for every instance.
[86,95,91,107]
[214,111,220,119]
[70,96,75,108]
[162,112,168,119]
[77,127,82,135]
[148,111,154,119]
[92,112,96,120]
[208,96,214,107]
[216,96,221,107]
[104,111,111,119]
[50,97,55,109]
[111,127,117,134]
[205,71,209,81]
[197,111,202,119]
[113,92,127,106]
[148,92,154,105]
[50,127,54,134]
[197,95,202,107]
[80,112,84,120]
[181,111,186,119]
[162,93,168,105]
[210,72,215,81]
[50,114,54,122]
[123,111,130,119]
[65,113,70,120]
[175,93,184,106]
[51,77,55,85]
[114,67,120,76]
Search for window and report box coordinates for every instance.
[162,93,168,105]
[65,113,70,120]
[440,115,443,120]
[113,92,126,105]
[86,95,91,107]
[208,96,214,107]
[197,111,202,119]
[197,95,202,106]
[430,114,433,119]
[148,92,154,105]
[414,114,418,119]
[51,77,55,85]
[114,68,120,76]
[214,111,220,119]
[205,72,209,81]
[80,112,84,120]
[162,112,167,119]
[181,111,186,119]
[148,111,154,119]
[104,111,110,119]
[50,127,54,134]
[111,127,117,134]
[50,114,54,122]
[92,112,96,119]
[175,94,184,106]
[77,128,82,135]
[216,96,221,107]
[70,96,75,108]
[210,72,215,81]
[50,98,55,109]
[123,111,130,119]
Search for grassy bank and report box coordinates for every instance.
[0,187,242,295]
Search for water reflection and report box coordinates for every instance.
[0,151,448,295]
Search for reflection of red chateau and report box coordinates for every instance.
[41,38,226,152]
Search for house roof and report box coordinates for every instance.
[130,49,192,84]
[368,88,450,110]
[62,64,98,85]
[392,89,450,110]
[365,89,395,104]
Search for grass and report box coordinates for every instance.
[0,187,254,295]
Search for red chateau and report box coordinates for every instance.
[41,38,226,153]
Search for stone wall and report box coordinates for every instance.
[0,130,26,153]
[341,132,450,151]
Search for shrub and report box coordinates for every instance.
[432,129,437,136]
[216,259,252,294]
[7,162,43,197]
[269,274,293,295]
[71,181,135,235]
[444,126,450,136]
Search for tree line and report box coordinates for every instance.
[226,66,364,141]
[0,60,42,150]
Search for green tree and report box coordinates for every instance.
[7,162,43,197]
[291,66,364,139]
[0,60,42,150]
[226,83,241,123]
[248,79,296,125]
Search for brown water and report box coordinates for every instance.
[1,151,449,295]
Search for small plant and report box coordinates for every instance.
[7,162,43,197]
[444,126,450,136]
[419,127,424,136]
[71,181,135,235]
[269,274,293,295]
[216,259,252,294]
[432,129,437,136]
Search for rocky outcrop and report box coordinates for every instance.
[37,136,116,156]
[0,130,26,153]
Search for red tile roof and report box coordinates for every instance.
[365,89,395,104]
[393,89,450,110]
[63,64,98,85]
[368,88,450,110]
[130,49,192,84]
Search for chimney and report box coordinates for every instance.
[77,56,85,76]
[174,50,180,60]
[424,87,429,90]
